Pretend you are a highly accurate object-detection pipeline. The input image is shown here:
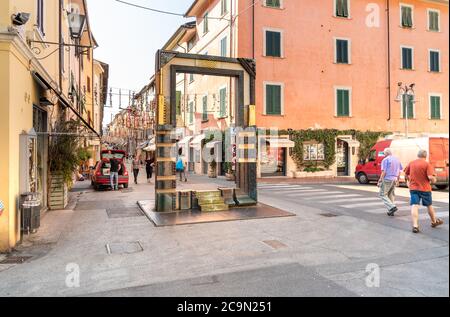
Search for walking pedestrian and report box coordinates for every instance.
[145,157,155,183]
[405,150,444,233]
[176,149,187,182]
[132,157,140,185]
[378,148,403,216]
[109,152,121,191]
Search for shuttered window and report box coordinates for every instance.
[336,39,349,64]
[221,0,228,15]
[37,0,45,35]
[336,89,350,117]
[402,95,414,119]
[189,102,194,124]
[401,47,413,70]
[219,88,227,117]
[336,0,349,18]
[401,6,413,28]
[176,91,182,116]
[265,31,281,57]
[265,84,282,115]
[202,96,208,121]
[430,96,441,120]
[220,37,227,57]
[428,10,439,31]
[203,12,209,34]
[265,0,281,8]
[430,51,440,72]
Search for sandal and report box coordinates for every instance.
[431,219,444,228]
[412,227,420,234]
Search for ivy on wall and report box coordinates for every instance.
[277,129,388,170]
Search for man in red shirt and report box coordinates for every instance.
[405,150,444,233]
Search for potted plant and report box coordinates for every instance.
[224,162,235,181]
[208,160,217,178]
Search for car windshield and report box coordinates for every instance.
[102,153,125,160]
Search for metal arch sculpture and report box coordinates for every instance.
[154,50,257,212]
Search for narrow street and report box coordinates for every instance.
[0,166,447,297]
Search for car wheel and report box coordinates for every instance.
[357,173,369,184]
[436,185,448,190]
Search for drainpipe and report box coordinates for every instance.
[387,0,392,121]
[252,0,255,59]
[59,0,62,92]
[229,0,234,121]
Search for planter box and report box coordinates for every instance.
[48,174,68,210]
[295,170,335,178]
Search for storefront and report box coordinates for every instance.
[190,134,206,175]
[260,138,295,177]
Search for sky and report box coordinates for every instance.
[86,0,194,125]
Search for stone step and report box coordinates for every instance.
[198,198,226,205]
[200,203,229,212]
[235,195,257,207]
[196,191,222,199]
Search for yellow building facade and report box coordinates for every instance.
[0,0,102,252]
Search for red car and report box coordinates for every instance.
[91,150,129,190]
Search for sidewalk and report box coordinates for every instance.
[258,176,357,184]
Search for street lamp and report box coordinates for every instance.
[395,82,415,138]
[67,11,86,39]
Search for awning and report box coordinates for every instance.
[190,134,206,147]
[206,141,222,149]
[178,136,193,147]
[264,138,295,148]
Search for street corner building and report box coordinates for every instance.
[151,0,448,179]
[0,0,108,252]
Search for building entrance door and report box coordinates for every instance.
[337,139,349,176]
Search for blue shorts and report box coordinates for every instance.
[410,191,433,207]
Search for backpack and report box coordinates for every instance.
[176,158,184,171]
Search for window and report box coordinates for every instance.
[87,76,91,93]
[400,4,413,28]
[37,0,45,35]
[203,12,209,34]
[219,87,227,117]
[336,88,351,117]
[430,95,441,120]
[202,96,208,121]
[221,0,228,15]
[428,9,440,31]
[402,94,414,119]
[335,0,349,18]
[429,50,440,72]
[176,91,182,116]
[187,37,196,51]
[265,0,281,8]
[189,101,194,124]
[303,143,325,161]
[335,39,350,64]
[189,73,194,83]
[264,83,283,115]
[264,29,282,57]
[220,37,228,57]
[401,47,413,70]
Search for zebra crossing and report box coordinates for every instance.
[257,183,449,219]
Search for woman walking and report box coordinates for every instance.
[132,157,141,185]
[146,156,155,183]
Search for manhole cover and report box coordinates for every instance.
[320,213,339,218]
[262,240,288,250]
[106,207,143,218]
[0,256,33,264]
[106,242,143,255]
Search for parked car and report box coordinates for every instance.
[91,150,129,190]
[355,137,449,190]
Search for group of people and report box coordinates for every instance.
[131,157,155,185]
[378,148,444,233]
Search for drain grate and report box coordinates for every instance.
[320,213,339,218]
[106,207,143,219]
[262,240,288,250]
[106,242,144,255]
[0,256,33,264]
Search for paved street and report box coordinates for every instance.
[0,170,448,297]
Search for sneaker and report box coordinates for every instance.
[412,227,420,234]
[431,219,444,228]
[387,207,398,217]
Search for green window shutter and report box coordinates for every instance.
[221,37,227,57]
[337,89,350,117]
[430,51,440,72]
[202,96,208,121]
[431,96,441,119]
[402,95,414,119]
[189,102,194,124]
[266,0,281,8]
[266,31,281,57]
[336,40,349,63]
[266,85,281,115]
[429,11,439,31]
[336,0,349,17]
[402,48,412,69]
[219,88,227,117]
[402,7,413,27]
[176,91,182,116]
[203,13,209,33]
